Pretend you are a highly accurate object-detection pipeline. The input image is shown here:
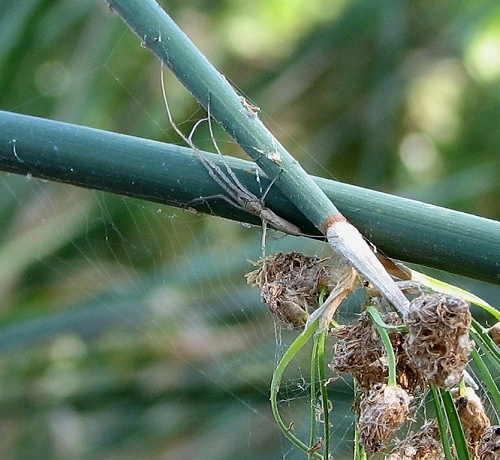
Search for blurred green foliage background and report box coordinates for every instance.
[0,0,499,458]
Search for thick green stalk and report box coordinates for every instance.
[106,0,337,228]
[105,0,413,314]
[0,110,499,284]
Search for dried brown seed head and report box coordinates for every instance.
[489,323,500,346]
[389,420,444,460]
[358,384,411,453]
[246,252,349,328]
[331,314,391,389]
[403,294,472,388]
[478,425,500,460]
[455,387,491,455]
[330,313,424,392]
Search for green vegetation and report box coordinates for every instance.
[0,1,499,458]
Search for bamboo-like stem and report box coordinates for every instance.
[107,0,337,226]
[105,0,414,313]
[1,110,499,284]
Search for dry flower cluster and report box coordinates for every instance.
[246,252,341,328]
[404,294,473,388]
[247,252,497,458]
[331,312,424,393]
[358,383,411,453]
[388,421,444,459]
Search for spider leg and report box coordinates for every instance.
[188,193,246,212]
[187,118,241,195]
[161,66,301,236]
[207,101,259,199]
[195,152,258,205]
[260,168,282,202]
[161,67,250,205]
[206,100,285,213]
[188,117,209,144]
[204,105,301,235]
[261,219,268,258]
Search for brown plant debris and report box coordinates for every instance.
[330,312,424,392]
[455,387,491,456]
[388,420,444,460]
[478,426,500,460]
[489,322,500,347]
[403,294,472,388]
[358,384,411,453]
[246,252,345,328]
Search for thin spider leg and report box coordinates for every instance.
[204,100,302,236]
[160,65,302,237]
[207,100,257,198]
[201,137,302,237]
[196,150,254,202]
[188,118,246,199]
[187,118,241,195]
[161,65,193,147]
[207,100,284,209]
[188,117,209,144]
[260,219,268,258]
[260,170,281,202]
[189,193,246,212]
[160,66,246,202]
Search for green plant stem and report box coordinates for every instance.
[366,306,397,386]
[472,320,500,366]
[309,335,319,459]
[431,387,455,460]
[440,389,470,460]
[316,330,329,457]
[308,329,329,459]
[432,387,470,460]
[106,0,339,229]
[270,318,323,459]
[104,0,416,316]
[470,321,500,407]
[353,425,367,460]
[470,348,500,410]
[413,272,500,319]
[1,110,499,284]
[365,310,407,333]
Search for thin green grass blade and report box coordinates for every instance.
[366,306,397,387]
[440,389,470,460]
[316,330,329,458]
[270,317,323,459]
[307,329,329,459]
[353,380,367,460]
[411,271,500,320]
[431,386,455,460]
[470,347,500,410]
[471,321,500,372]
[309,332,319,459]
